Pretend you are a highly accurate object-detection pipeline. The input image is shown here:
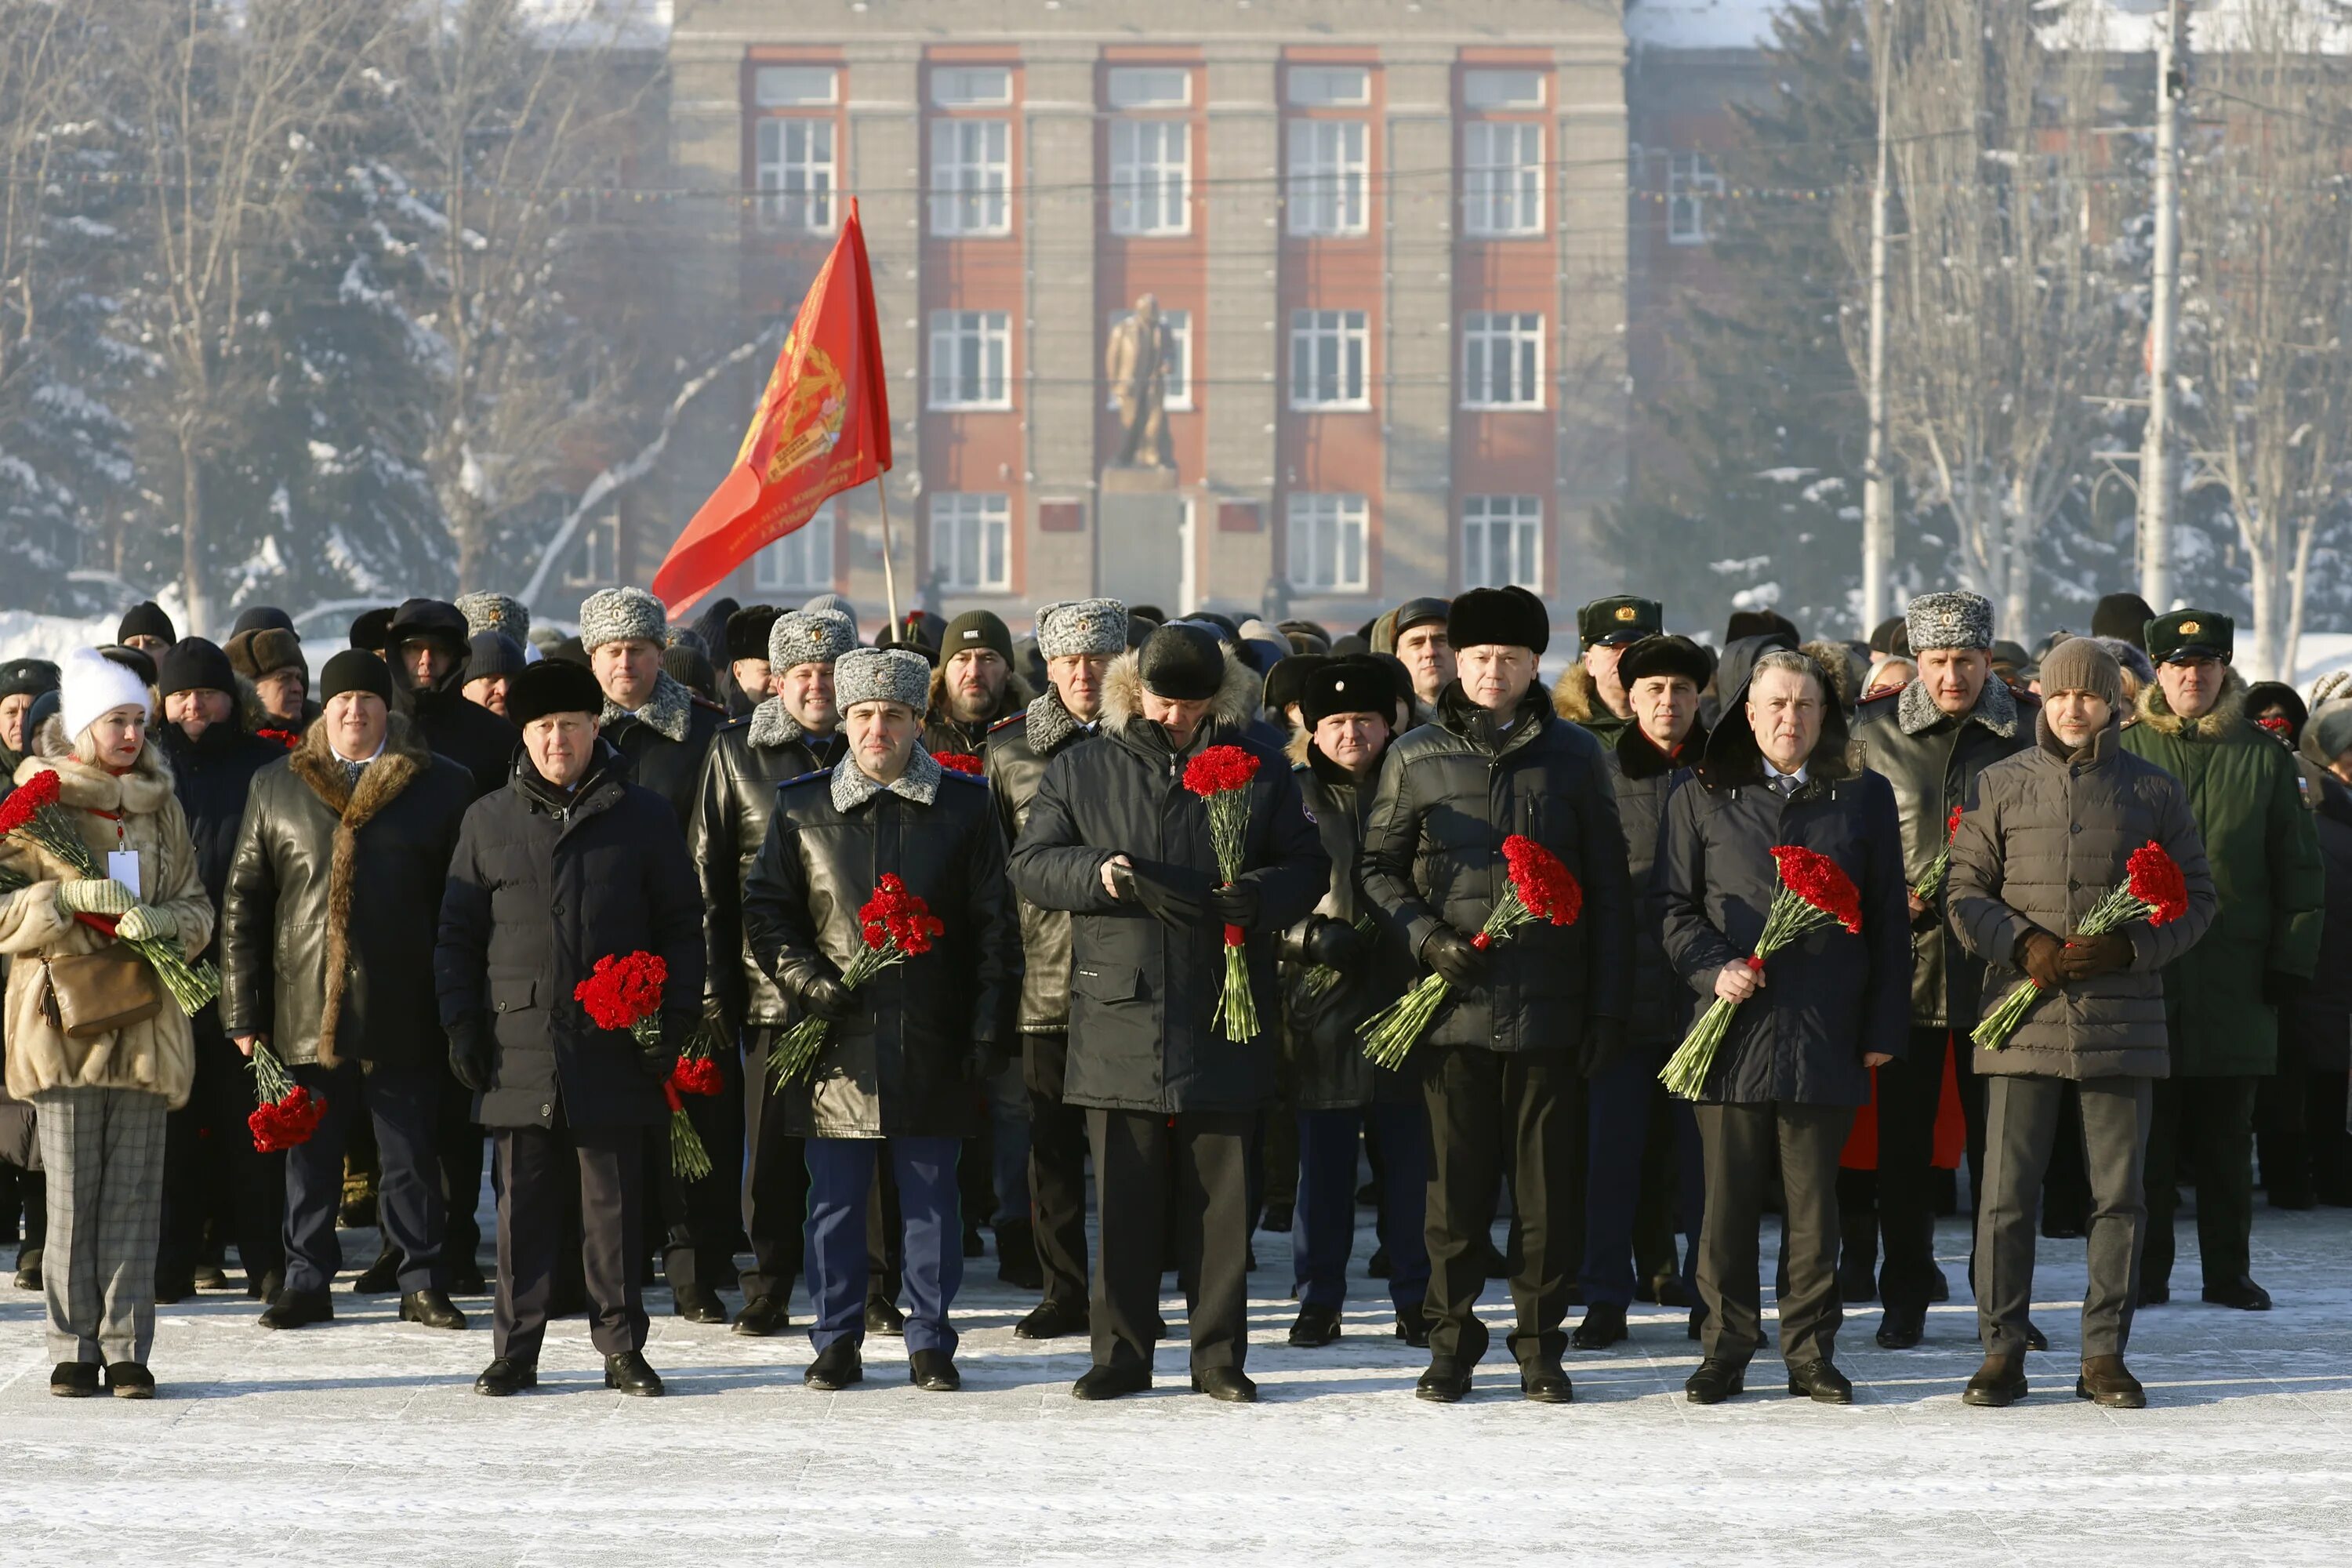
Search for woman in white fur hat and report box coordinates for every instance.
[0,649,212,1398]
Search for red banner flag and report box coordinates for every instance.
[652,198,891,615]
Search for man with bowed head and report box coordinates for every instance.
[435,658,705,1398]
[1359,585,1633,1405]
[1947,634,2216,1409]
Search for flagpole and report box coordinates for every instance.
[874,475,902,635]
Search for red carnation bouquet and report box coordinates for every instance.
[246,1042,327,1152]
[1914,804,1965,902]
[255,728,300,751]
[933,751,985,775]
[1183,743,1262,1041]
[0,770,218,1014]
[769,873,943,1087]
[1974,840,2189,1051]
[1361,835,1583,1070]
[1661,844,1864,1099]
[575,951,713,1179]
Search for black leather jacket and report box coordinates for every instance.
[687,703,841,1026]
[982,689,1099,1033]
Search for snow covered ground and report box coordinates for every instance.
[2,1194,2350,1566]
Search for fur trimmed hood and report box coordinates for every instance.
[2136,665,2249,739]
[1551,659,1596,724]
[1894,667,2020,739]
[1696,665,1862,792]
[1099,646,1262,741]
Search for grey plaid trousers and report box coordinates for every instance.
[34,1086,167,1366]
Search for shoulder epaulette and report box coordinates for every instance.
[941,766,987,785]
[987,709,1027,735]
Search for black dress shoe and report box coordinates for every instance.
[1192,1367,1258,1403]
[399,1290,468,1330]
[1962,1351,2027,1407]
[1071,1364,1151,1400]
[1259,1201,1294,1235]
[1367,1245,1391,1279]
[865,1297,906,1337]
[449,1261,489,1296]
[1655,1276,1694,1309]
[1395,1305,1432,1348]
[259,1289,334,1330]
[1015,1298,1089,1341]
[910,1348,961,1392]
[1519,1355,1573,1404]
[474,1357,537,1396]
[672,1282,728,1324]
[2268,1186,2317,1211]
[1415,1356,1472,1403]
[1928,1265,1951,1304]
[1787,1358,1854,1405]
[1684,1358,1745,1404]
[153,1274,193,1305]
[2139,1279,2170,1307]
[1287,1303,1341,1348]
[1835,1253,1878,1304]
[103,1361,155,1399]
[350,1248,401,1294]
[804,1338,864,1391]
[193,1264,231,1292]
[1875,1304,1924,1350]
[2076,1354,2147,1408]
[604,1350,664,1396]
[13,1264,38,1290]
[733,1294,791,1338]
[249,1268,284,1305]
[2203,1276,2273,1311]
[963,1224,985,1258]
[995,1221,1044,1291]
[1687,1306,1704,1341]
[2025,1321,2049,1351]
[50,1362,100,1398]
[1570,1301,1628,1350]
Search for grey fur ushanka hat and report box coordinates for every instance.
[833,646,931,716]
[579,587,666,652]
[1904,590,1994,654]
[1035,597,1129,659]
[768,608,859,672]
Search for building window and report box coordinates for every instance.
[755,118,835,231]
[1464,69,1546,110]
[1462,311,1544,409]
[563,512,619,589]
[1102,307,1192,410]
[1464,121,1543,238]
[1289,308,1369,409]
[928,310,1011,408]
[753,505,835,593]
[931,118,1011,236]
[1110,119,1189,237]
[933,493,1011,592]
[755,66,837,107]
[1108,67,1189,110]
[1286,119,1367,237]
[1287,66,1370,107]
[1463,495,1542,590]
[1668,151,1722,245]
[931,67,1011,108]
[1286,493,1369,593]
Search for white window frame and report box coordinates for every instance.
[1464,120,1544,238]
[1102,307,1192,411]
[932,493,1011,593]
[1286,119,1368,238]
[1668,151,1722,246]
[1287,66,1370,107]
[1464,69,1545,110]
[1288,308,1369,410]
[753,503,836,593]
[927,310,1012,409]
[930,118,1011,237]
[1109,118,1190,237]
[755,66,838,108]
[563,512,619,589]
[1462,495,1543,590]
[754,117,836,233]
[1285,492,1369,593]
[931,67,1011,108]
[1461,310,1544,410]
[1108,67,1189,110]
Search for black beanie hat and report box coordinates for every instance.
[1138,622,1227,702]
[2090,591,2157,648]
[940,608,1014,666]
[1301,655,1398,728]
[1617,633,1715,691]
[0,658,60,701]
[1265,653,1328,716]
[118,601,176,646]
[662,641,717,702]
[1726,608,1800,646]
[725,605,782,663]
[387,597,470,657]
[320,648,393,705]
[230,605,296,637]
[157,637,236,699]
[464,631,528,684]
[349,607,396,652]
[506,659,604,729]
[1446,586,1550,656]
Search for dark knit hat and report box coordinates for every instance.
[2245,681,2308,745]
[2037,635,2124,712]
[1265,653,1328,716]
[465,631,528,685]
[2147,609,2233,666]
[1301,655,1396,728]
[940,609,1014,666]
[506,659,604,728]
[320,648,393,705]
[349,607,396,652]
[2091,592,2158,648]
[1447,586,1550,655]
[1868,616,1911,658]
[1726,608,1800,646]
[0,658,60,701]
[1617,634,1714,691]
[387,597,471,658]
[225,626,304,682]
[1138,622,1227,702]
[117,601,176,647]
[230,605,296,637]
[1392,596,1450,637]
[157,637,236,699]
[725,605,783,663]
[1577,596,1662,650]
[661,641,717,702]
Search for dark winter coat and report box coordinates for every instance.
[2119,669,2325,1075]
[156,718,290,964]
[1852,674,2031,1031]
[2287,780,2352,1073]
[1604,719,1707,1049]
[687,699,837,1027]
[390,652,521,800]
[220,716,477,1070]
[1652,673,1911,1106]
[1277,736,1413,1109]
[1359,681,1634,1056]
[741,750,1019,1138]
[922,666,1030,760]
[434,745,706,1130]
[982,688,1100,1035]
[1947,713,2216,1080]
[1008,652,1328,1114]
[602,670,728,833]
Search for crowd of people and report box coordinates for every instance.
[0,575,2333,1411]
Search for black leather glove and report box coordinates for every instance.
[962,1043,1005,1084]
[800,975,860,1022]
[1577,1017,1629,1080]
[1422,927,1488,989]
[2014,929,2065,989]
[2264,970,2309,1007]
[638,1039,670,1079]
[2056,931,2134,982]
[1208,880,1261,932]
[1305,916,1369,973]
[1126,859,1214,930]
[448,1019,494,1094]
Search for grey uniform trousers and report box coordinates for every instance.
[34,1086,168,1366]
[1693,1100,1850,1369]
[1976,1074,2152,1359]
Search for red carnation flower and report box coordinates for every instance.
[1770,844,1864,935]
[1501,834,1583,928]
[2258,714,2294,738]
[2125,840,2189,927]
[669,1056,724,1097]
[1945,804,1964,840]
[1181,744,1260,799]
[256,728,300,751]
[249,1084,328,1153]
[0,770,60,837]
[573,951,667,1036]
[935,751,985,775]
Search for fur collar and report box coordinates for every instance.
[746,695,808,752]
[831,746,942,813]
[20,714,176,815]
[1025,686,1088,757]
[1895,671,2019,739]
[1099,647,1262,742]
[1616,718,1705,780]
[602,670,693,744]
[1551,659,1595,724]
[2137,666,2249,739]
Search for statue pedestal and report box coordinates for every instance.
[1096,466,1183,610]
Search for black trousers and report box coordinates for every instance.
[1087,1107,1252,1375]
[1421,1046,1579,1368]
[285,1059,443,1296]
[1694,1100,1851,1369]
[2145,1074,2259,1290]
[650,1037,745,1294]
[158,1022,283,1289]
[435,1065,485,1272]
[1873,1028,1954,1312]
[739,1025,895,1308]
[1025,1031,1089,1308]
[1977,1075,2150,1359]
[2256,1029,2315,1205]
[495,1119,645,1364]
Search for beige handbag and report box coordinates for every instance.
[39,948,163,1040]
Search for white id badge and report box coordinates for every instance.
[106,849,141,900]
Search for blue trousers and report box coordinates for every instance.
[285,1059,444,1296]
[1295,1104,1429,1312]
[1579,1046,1702,1308]
[805,1136,962,1356]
